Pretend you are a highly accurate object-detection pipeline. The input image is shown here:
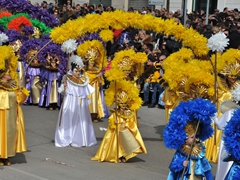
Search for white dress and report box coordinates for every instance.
[215,109,234,180]
[55,72,97,147]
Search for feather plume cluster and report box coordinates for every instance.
[163,98,216,150]
[61,39,78,54]
[0,45,18,87]
[0,32,8,45]
[77,40,106,69]
[69,55,84,69]
[104,80,142,111]
[223,108,240,161]
[105,49,147,82]
[50,10,208,57]
[231,85,240,103]
[207,32,229,53]
[0,0,58,27]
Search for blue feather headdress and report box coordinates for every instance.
[223,108,240,162]
[163,98,216,150]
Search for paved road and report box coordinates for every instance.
[0,104,216,180]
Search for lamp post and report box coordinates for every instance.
[181,0,187,26]
[206,0,210,24]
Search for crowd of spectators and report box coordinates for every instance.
[28,1,240,108]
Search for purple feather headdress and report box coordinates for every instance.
[38,42,68,75]
[5,29,29,43]
[78,33,106,47]
[22,25,34,36]
[19,38,44,61]
[0,0,58,27]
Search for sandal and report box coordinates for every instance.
[0,159,4,166]
[2,158,11,166]
[119,156,126,163]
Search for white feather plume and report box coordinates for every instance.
[61,39,78,54]
[0,33,9,46]
[69,55,84,69]
[207,32,229,53]
[231,85,240,103]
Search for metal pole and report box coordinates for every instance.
[206,0,210,24]
[181,0,187,26]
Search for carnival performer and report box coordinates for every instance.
[55,55,97,147]
[91,80,147,163]
[104,49,147,127]
[6,30,29,89]
[214,85,240,180]
[222,107,240,180]
[77,40,108,122]
[20,38,43,105]
[38,42,68,110]
[0,45,29,166]
[163,98,216,180]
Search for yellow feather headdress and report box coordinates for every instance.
[104,80,142,111]
[77,40,106,69]
[0,46,18,84]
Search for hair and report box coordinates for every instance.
[146,43,153,51]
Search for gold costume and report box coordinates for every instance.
[91,110,147,163]
[0,89,28,158]
[86,71,105,119]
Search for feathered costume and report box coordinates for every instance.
[223,108,240,180]
[0,45,29,164]
[163,98,216,180]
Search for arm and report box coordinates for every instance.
[215,109,235,130]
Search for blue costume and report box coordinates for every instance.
[163,98,216,180]
[167,143,213,180]
[222,108,240,180]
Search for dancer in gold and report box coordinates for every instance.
[0,45,29,166]
[91,80,146,163]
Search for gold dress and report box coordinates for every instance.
[91,110,147,163]
[0,88,28,158]
[204,79,234,163]
[86,70,105,119]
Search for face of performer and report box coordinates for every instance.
[89,60,95,67]
[1,73,12,82]
[124,69,131,78]
[185,133,196,146]
[72,68,81,78]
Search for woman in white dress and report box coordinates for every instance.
[55,55,97,147]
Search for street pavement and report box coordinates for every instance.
[0,104,216,180]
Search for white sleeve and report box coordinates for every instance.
[215,109,235,130]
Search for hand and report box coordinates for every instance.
[26,78,30,82]
[19,79,23,88]
[64,81,67,87]
[114,120,118,124]
[183,160,188,167]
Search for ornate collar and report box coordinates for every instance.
[67,74,89,87]
[181,143,202,158]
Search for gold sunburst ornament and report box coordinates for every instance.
[77,40,107,69]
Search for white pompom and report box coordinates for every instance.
[61,39,78,54]
[0,33,9,46]
[231,85,240,103]
[207,32,229,53]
